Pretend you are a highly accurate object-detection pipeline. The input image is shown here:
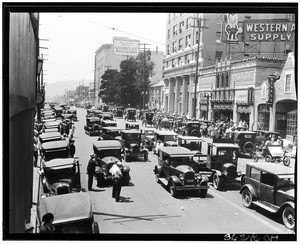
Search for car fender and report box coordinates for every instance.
[212,170,222,177]
[169,175,181,185]
[279,201,295,213]
[123,165,130,172]
[239,184,258,199]
[141,148,148,153]
[153,165,162,174]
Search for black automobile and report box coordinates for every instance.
[121,130,148,162]
[144,112,154,127]
[125,122,140,130]
[228,131,256,157]
[93,140,130,186]
[98,126,123,140]
[39,158,81,196]
[179,121,201,137]
[254,130,281,148]
[84,117,101,136]
[40,140,70,161]
[123,108,136,122]
[39,132,62,144]
[65,109,77,121]
[99,112,114,121]
[177,135,202,156]
[154,146,209,198]
[141,128,155,151]
[37,192,100,233]
[115,107,124,118]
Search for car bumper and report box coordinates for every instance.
[176,184,209,191]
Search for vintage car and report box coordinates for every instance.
[84,117,101,136]
[86,108,97,117]
[98,126,123,140]
[240,162,295,230]
[144,111,154,127]
[42,118,56,124]
[125,122,140,130]
[178,121,201,137]
[44,128,60,133]
[37,192,100,233]
[43,121,61,131]
[54,106,64,119]
[93,140,130,186]
[99,112,114,121]
[204,139,242,190]
[253,145,290,166]
[39,132,62,144]
[254,130,281,148]
[65,109,77,121]
[141,128,155,151]
[39,158,81,196]
[153,130,178,154]
[61,113,75,122]
[228,131,256,157]
[101,120,117,128]
[177,135,202,156]
[123,108,137,122]
[42,114,56,121]
[114,107,124,118]
[40,140,70,161]
[121,130,148,162]
[153,147,209,198]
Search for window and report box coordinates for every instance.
[186,17,191,29]
[173,25,178,36]
[168,14,171,24]
[250,168,261,181]
[178,57,181,65]
[172,41,177,52]
[285,74,292,93]
[179,38,183,50]
[167,45,170,55]
[185,34,191,47]
[167,29,170,39]
[195,31,199,44]
[261,172,275,187]
[216,73,220,88]
[185,54,190,63]
[179,21,184,33]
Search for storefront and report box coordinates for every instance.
[257,104,271,130]
[212,103,233,122]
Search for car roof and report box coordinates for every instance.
[254,130,280,135]
[102,126,123,131]
[177,135,202,141]
[38,192,92,225]
[43,158,75,168]
[159,146,194,156]
[39,132,62,139]
[230,131,256,135]
[102,120,117,123]
[41,140,69,150]
[93,140,122,149]
[183,121,200,125]
[101,113,113,117]
[44,121,61,126]
[154,130,178,136]
[247,162,294,176]
[122,130,141,134]
[87,117,100,120]
[208,143,240,149]
[126,122,139,124]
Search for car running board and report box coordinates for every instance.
[253,201,278,213]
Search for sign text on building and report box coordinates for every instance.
[113,39,139,56]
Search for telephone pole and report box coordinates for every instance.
[191,16,208,119]
[139,43,150,110]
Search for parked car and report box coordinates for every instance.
[42,118,56,124]
[93,140,130,186]
[43,121,61,131]
[125,122,140,130]
[228,131,256,157]
[54,106,64,119]
[153,130,178,154]
[178,121,201,137]
[153,146,209,198]
[84,117,101,136]
[98,126,123,140]
[240,162,295,230]
[66,109,77,121]
[40,140,70,161]
[144,112,154,127]
[253,145,290,166]
[39,158,81,196]
[123,108,136,122]
[101,120,117,128]
[204,139,242,190]
[99,112,114,121]
[141,128,155,151]
[39,132,62,144]
[37,192,100,233]
[121,130,148,162]
[177,135,202,156]
[114,107,124,118]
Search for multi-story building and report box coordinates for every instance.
[162,13,295,124]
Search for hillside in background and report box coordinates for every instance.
[45,80,93,101]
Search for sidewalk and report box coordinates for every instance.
[30,161,41,233]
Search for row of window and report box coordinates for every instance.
[168,18,192,39]
[165,51,202,68]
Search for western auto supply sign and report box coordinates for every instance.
[244,19,295,42]
[113,39,139,56]
[222,14,295,43]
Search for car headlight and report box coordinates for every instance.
[223,171,228,177]
[195,173,201,179]
[179,174,184,181]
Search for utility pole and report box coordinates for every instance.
[139,43,150,110]
[191,16,209,119]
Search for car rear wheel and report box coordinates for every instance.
[282,206,295,230]
[144,152,148,161]
[265,155,272,163]
[169,180,177,197]
[242,188,253,208]
[213,173,222,190]
[283,156,291,166]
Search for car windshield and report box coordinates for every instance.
[217,149,237,159]
[97,149,121,158]
[171,157,191,167]
[277,176,295,188]
[45,166,76,181]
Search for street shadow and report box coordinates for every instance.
[208,181,241,192]
[93,212,181,223]
[91,188,106,192]
[119,196,134,203]
[125,182,135,187]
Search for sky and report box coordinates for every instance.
[39,13,168,84]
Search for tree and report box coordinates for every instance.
[99,69,118,105]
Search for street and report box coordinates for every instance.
[72,108,293,235]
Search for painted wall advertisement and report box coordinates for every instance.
[113,38,139,56]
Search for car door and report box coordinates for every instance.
[259,171,275,204]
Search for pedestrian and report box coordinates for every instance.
[109,161,124,202]
[87,153,97,191]
[69,139,75,158]
[33,135,39,167]
[39,213,55,233]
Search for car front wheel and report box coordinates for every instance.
[144,152,148,161]
[242,188,253,208]
[213,173,222,190]
[169,180,177,197]
[252,152,259,162]
[282,206,295,230]
[265,155,272,163]
[283,156,291,166]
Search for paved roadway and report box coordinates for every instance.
[72,108,294,235]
